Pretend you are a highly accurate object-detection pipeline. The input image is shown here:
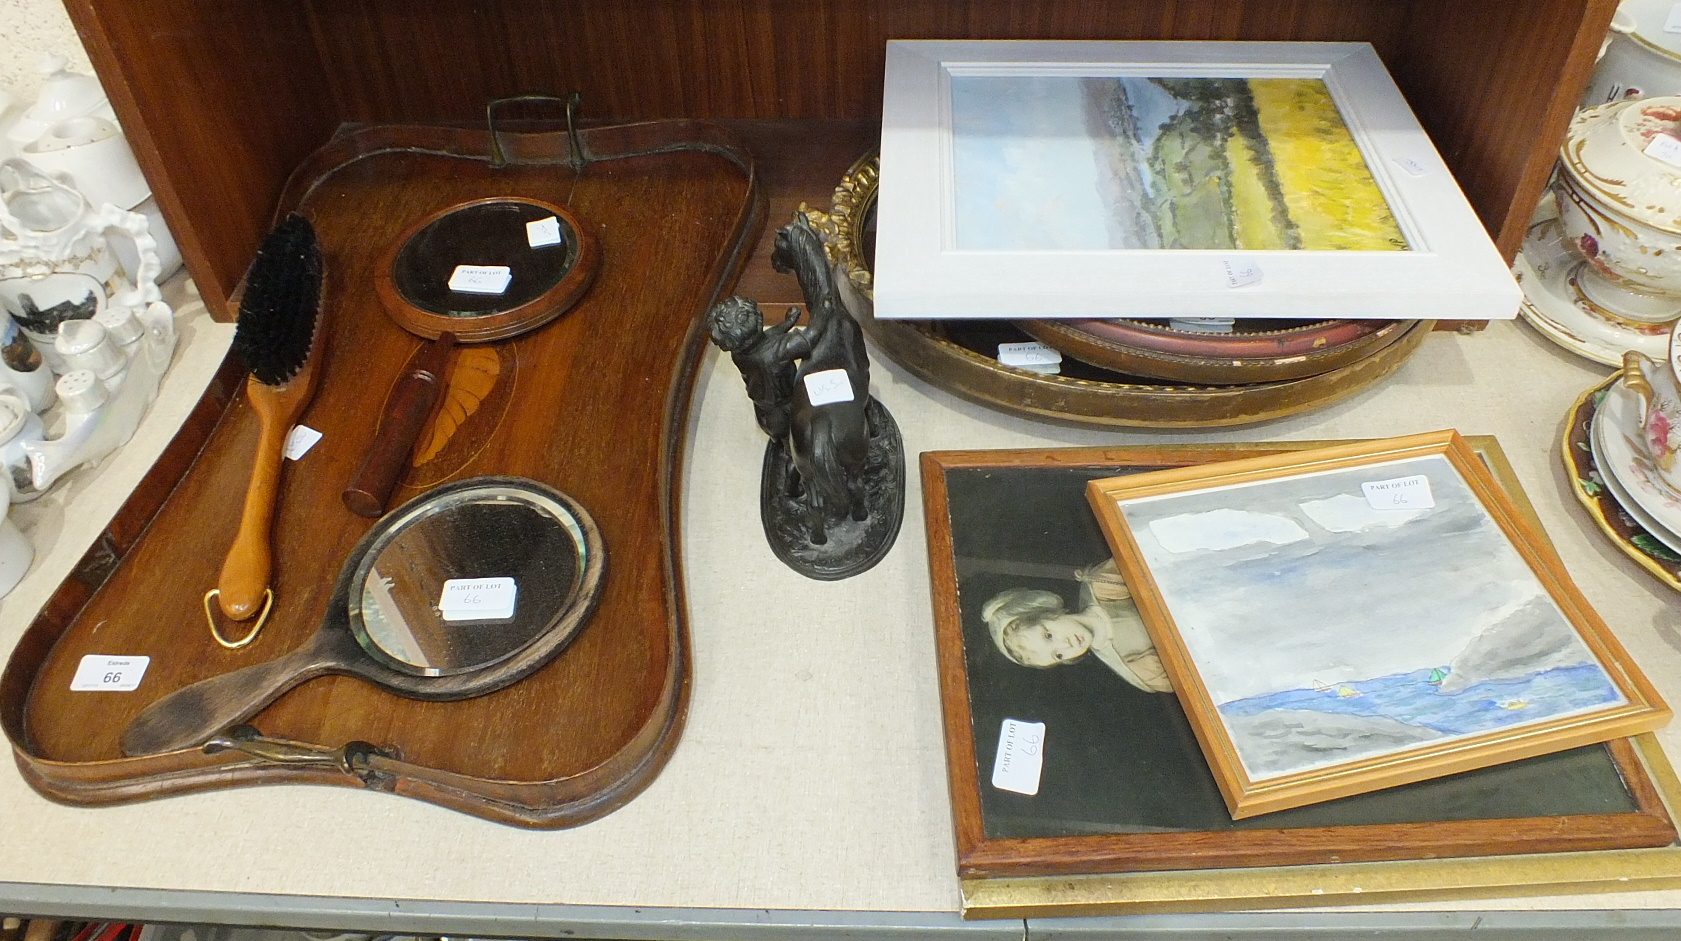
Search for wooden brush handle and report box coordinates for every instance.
[216,380,297,621]
[343,332,459,518]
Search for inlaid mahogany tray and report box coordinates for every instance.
[0,119,763,826]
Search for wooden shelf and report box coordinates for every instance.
[64,0,1616,319]
[720,119,878,305]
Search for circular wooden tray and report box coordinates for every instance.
[1015,316,1415,384]
[855,308,1429,428]
[812,154,1430,428]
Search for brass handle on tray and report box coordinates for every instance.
[203,726,393,785]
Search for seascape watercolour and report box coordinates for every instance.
[1114,452,1626,783]
[948,74,1409,252]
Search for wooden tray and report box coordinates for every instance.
[0,119,763,826]
[1014,317,1415,384]
[862,315,1430,428]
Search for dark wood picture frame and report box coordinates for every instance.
[921,442,1678,880]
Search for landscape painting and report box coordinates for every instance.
[1111,452,1626,784]
[948,74,1409,252]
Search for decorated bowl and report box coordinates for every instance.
[1555,96,1681,313]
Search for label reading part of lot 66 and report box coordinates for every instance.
[448,264,513,295]
[997,341,1063,372]
[992,718,1046,795]
[1362,474,1435,511]
[439,577,518,621]
[1221,258,1263,288]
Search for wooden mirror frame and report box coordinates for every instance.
[373,196,600,343]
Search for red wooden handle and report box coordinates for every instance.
[342,331,459,517]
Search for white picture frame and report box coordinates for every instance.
[875,40,1522,321]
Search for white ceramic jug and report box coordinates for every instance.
[0,316,55,410]
[0,470,32,599]
[0,384,44,502]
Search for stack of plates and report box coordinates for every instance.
[1516,193,1674,367]
[1565,373,1681,590]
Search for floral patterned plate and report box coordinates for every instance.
[1564,374,1681,591]
[1596,373,1681,535]
[1594,401,1681,555]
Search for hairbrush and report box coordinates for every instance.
[207,212,326,647]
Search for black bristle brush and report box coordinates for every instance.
[212,213,327,637]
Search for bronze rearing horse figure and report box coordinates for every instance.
[705,211,905,579]
[767,215,872,543]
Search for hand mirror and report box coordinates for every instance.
[122,476,606,756]
[374,196,598,343]
[344,198,600,517]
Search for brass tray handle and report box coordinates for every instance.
[487,92,586,172]
[204,725,396,788]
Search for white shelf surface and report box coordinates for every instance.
[1,309,1680,936]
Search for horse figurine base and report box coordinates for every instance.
[708,214,905,581]
[759,396,903,580]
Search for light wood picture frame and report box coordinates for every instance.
[875,40,1521,321]
[922,442,1676,886]
[1086,430,1671,819]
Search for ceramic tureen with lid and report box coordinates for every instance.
[1554,95,1681,323]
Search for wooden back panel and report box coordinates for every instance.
[64,0,1615,318]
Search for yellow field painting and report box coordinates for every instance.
[950,74,1411,251]
[1247,79,1408,251]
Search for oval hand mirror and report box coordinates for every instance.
[122,476,606,756]
[345,198,600,518]
[376,196,598,342]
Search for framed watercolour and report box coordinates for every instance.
[922,442,1677,888]
[875,41,1521,321]
[1087,431,1671,819]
